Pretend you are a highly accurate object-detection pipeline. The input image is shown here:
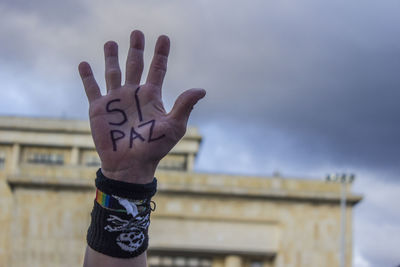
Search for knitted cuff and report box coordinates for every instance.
[95,168,157,199]
[87,169,157,258]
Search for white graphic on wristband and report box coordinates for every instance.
[113,195,139,217]
[104,212,150,252]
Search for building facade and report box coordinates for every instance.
[0,116,362,267]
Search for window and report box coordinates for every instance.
[0,150,5,169]
[250,261,263,267]
[158,154,187,171]
[27,152,64,165]
[149,255,212,267]
[81,150,101,167]
[84,155,101,167]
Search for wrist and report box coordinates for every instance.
[100,162,158,184]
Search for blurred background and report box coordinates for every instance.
[0,0,399,266]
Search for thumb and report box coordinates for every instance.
[169,88,206,124]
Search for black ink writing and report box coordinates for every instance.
[105,93,166,151]
[130,127,145,148]
[106,99,127,126]
[110,130,125,151]
[138,120,166,143]
[134,87,144,122]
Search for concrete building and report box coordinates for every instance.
[0,116,362,267]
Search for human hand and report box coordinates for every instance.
[78,30,206,184]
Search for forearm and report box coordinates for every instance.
[84,246,147,267]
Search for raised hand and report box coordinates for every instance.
[78,30,206,183]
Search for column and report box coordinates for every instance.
[10,143,20,175]
[224,255,242,267]
[70,146,79,165]
[186,153,195,171]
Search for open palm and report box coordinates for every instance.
[78,30,205,183]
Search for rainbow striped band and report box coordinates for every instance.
[95,189,126,212]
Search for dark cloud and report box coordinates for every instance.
[1,0,399,174]
[176,0,400,175]
[0,0,87,24]
[0,0,89,71]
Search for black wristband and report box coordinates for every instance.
[87,169,157,258]
[95,168,157,199]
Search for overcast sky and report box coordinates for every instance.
[1,0,399,265]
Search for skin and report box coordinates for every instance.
[79,30,206,267]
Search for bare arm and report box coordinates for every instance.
[79,30,206,267]
[84,246,147,267]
